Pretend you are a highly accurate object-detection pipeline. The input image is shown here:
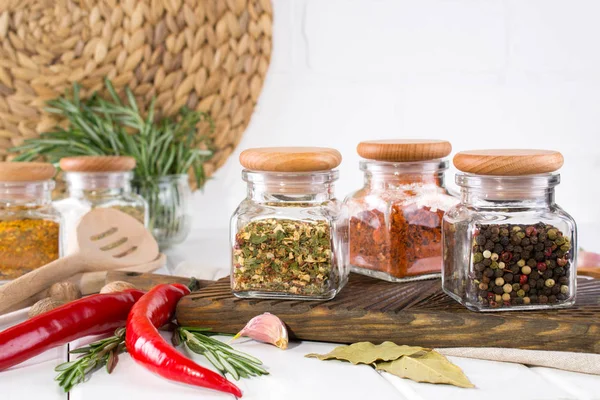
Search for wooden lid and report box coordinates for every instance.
[357,139,452,162]
[0,162,56,181]
[239,147,342,172]
[453,149,564,175]
[60,156,136,172]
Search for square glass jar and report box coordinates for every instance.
[442,150,577,311]
[230,147,348,300]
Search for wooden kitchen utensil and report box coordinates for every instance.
[177,274,600,354]
[0,253,168,315]
[0,208,158,314]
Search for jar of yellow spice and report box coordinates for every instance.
[0,162,62,282]
[54,156,148,255]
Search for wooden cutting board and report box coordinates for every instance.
[176,274,600,354]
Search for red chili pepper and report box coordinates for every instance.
[0,289,144,371]
[125,284,242,397]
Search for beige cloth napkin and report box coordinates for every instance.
[436,347,600,375]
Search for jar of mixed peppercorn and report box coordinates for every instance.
[54,156,148,255]
[0,162,62,282]
[344,140,458,282]
[231,147,348,300]
[442,150,577,311]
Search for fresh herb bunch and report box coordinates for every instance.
[55,327,126,392]
[11,78,214,189]
[55,327,267,392]
[174,327,269,380]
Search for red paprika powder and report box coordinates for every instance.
[345,140,457,282]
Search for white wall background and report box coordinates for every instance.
[189,0,600,251]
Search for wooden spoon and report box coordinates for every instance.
[0,253,168,316]
[0,208,158,314]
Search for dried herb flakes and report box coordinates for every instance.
[233,218,332,296]
[306,342,474,389]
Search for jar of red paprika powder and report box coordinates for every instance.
[344,140,458,282]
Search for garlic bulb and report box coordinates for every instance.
[233,312,288,350]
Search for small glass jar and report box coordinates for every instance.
[443,150,577,311]
[133,174,192,249]
[345,140,458,282]
[54,156,147,255]
[231,147,348,300]
[0,162,62,282]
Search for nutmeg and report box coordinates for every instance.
[100,281,137,294]
[48,281,82,302]
[28,298,64,318]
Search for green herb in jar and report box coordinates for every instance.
[232,219,332,296]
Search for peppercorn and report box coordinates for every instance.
[547,229,557,240]
[493,286,504,295]
[527,259,537,268]
[521,266,531,275]
[521,238,530,247]
[530,271,540,280]
[498,261,506,270]
[543,270,553,279]
[523,296,531,304]
[473,253,484,263]
[502,293,511,301]
[512,283,520,291]
[537,263,547,272]
[495,294,502,302]
[560,285,569,294]
[537,280,545,289]
[483,250,492,259]
[503,283,513,293]
[491,261,499,270]
[491,253,499,261]
[493,244,503,254]
[551,285,561,295]
[539,295,549,304]
[479,282,489,290]
[542,287,552,296]
[495,277,505,286]
[482,276,491,283]
[517,259,526,267]
[517,289,525,298]
[557,257,568,267]
[510,265,520,274]
[504,273,514,283]
[485,241,495,250]
[483,258,492,267]
[494,269,504,278]
[484,268,494,278]
[558,276,568,285]
[521,283,530,292]
[548,295,557,304]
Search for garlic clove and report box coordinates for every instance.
[233,312,288,350]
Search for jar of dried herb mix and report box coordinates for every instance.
[231,147,347,300]
[344,140,458,282]
[54,156,147,255]
[0,162,62,282]
[442,150,577,311]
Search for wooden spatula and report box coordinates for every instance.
[0,208,158,314]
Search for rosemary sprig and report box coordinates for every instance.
[55,327,126,392]
[55,326,267,392]
[174,327,269,380]
[10,79,214,189]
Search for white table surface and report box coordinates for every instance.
[2,229,600,400]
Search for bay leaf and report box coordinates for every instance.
[305,342,427,365]
[375,350,474,388]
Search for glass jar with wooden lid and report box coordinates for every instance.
[0,162,61,282]
[231,147,348,300]
[442,149,577,311]
[344,140,458,282]
[54,156,148,255]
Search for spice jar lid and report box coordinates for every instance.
[60,156,136,172]
[453,149,564,176]
[0,162,56,181]
[239,147,342,172]
[356,139,452,162]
